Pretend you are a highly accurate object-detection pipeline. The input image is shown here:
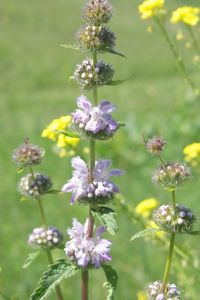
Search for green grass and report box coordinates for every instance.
[1,0,200,299]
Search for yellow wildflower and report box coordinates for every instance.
[183,143,200,168]
[149,220,165,237]
[171,7,200,26]
[147,26,154,33]
[138,0,165,19]
[137,290,146,300]
[193,55,200,62]
[42,115,79,148]
[136,198,158,218]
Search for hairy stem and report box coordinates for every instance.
[161,190,176,292]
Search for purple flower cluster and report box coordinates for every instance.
[71,95,119,139]
[62,156,124,205]
[64,218,112,269]
[28,226,63,250]
[145,281,181,299]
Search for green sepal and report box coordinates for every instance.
[60,44,80,51]
[46,189,63,195]
[130,228,162,241]
[20,196,28,202]
[91,207,118,236]
[107,49,127,59]
[117,122,126,128]
[17,167,24,173]
[23,250,44,268]
[30,259,79,300]
[53,130,80,139]
[106,76,133,86]
[69,76,75,84]
[186,230,200,236]
[102,265,118,300]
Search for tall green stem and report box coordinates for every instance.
[29,166,64,300]
[161,190,176,292]
[81,52,98,300]
[154,15,199,96]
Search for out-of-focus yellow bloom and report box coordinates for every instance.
[176,30,184,41]
[42,116,79,156]
[149,220,165,237]
[83,147,90,154]
[193,55,200,62]
[171,7,200,26]
[138,0,165,19]
[183,143,200,168]
[147,26,154,33]
[137,290,146,300]
[185,42,191,49]
[136,198,158,218]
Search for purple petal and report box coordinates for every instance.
[85,119,99,133]
[70,192,76,205]
[71,156,88,173]
[62,182,77,192]
[101,104,117,113]
[94,159,111,178]
[95,226,106,238]
[77,95,92,110]
[98,100,111,109]
[107,169,125,177]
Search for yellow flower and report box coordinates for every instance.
[138,0,165,19]
[183,143,200,168]
[137,291,146,300]
[136,198,158,218]
[42,115,79,148]
[176,30,184,41]
[149,220,164,237]
[171,7,200,26]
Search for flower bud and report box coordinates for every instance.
[145,281,181,299]
[28,226,63,250]
[152,204,196,233]
[12,138,44,169]
[82,0,114,26]
[74,59,114,92]
[152,162,191,190]
[18,173,53,198]
[143,135,166,155]
[76,25,116,54]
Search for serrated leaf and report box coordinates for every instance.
[130,228,162,241]
[91,207,118,236]
[46,189,63,195]
[186,230,200,236]
[31,259,78,300]
[54,130,80,139]
[106,76,133,86]
[60,44,80,51]
[23,250,43,268]
[20,196,28,202]
[107,49,127,59]
[102,265,118,300]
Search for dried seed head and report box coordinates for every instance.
[76,25,116,54]
[143,134,166,155]
[12,138,44,170]
[145,281,182,299]
[82,0,115,26]
[18,173,53,198]
[74,59,114,92]
[152,204,196,233]
[28,226,63,250]
[152,162,191,190]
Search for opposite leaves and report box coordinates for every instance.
[31,259,78,300]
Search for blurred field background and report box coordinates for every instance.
[1,0,200,299]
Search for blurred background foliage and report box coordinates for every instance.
[1,0,200,299]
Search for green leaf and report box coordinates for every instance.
[186,230,200,236]
[53,130,80,139]
[117,122,126,128]
[46,189,63,195]
[106,76,133,86]
[17,167,24,173]
[102,265,118,300]
[60,44,80,51]
[31,259,78,300]
[91,207,118,236]
[20,196,28,202]
[107,49,127,59]
[69,76,75,84]
[23,250,43,268]
[130,228,162,241]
